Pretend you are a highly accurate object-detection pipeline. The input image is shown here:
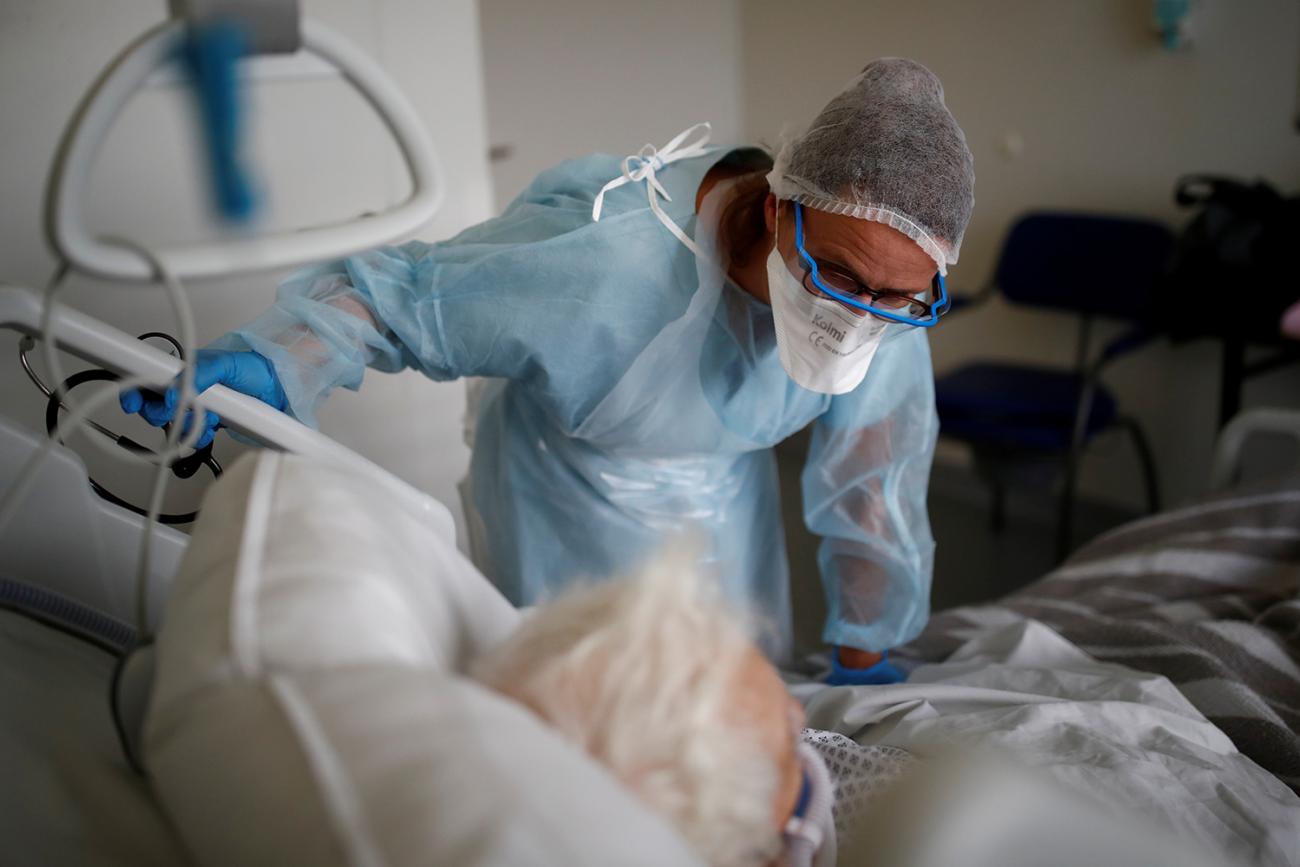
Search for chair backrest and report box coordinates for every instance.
[994,212,1175,321]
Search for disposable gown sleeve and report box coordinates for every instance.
[802,328,939,652]
[208,254,413,427]
[207,170,612,429]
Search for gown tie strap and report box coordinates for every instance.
[591,122,713,256]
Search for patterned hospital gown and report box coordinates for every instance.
[801,729,914,838]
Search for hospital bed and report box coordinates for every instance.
[899,409,1300,794]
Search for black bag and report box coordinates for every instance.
[1160,175,1300,342]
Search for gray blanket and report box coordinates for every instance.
[899,476,1300,793]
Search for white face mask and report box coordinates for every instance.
[765,218,890,395]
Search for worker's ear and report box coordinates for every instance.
[764,193,779,234]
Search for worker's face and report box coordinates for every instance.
[730,643,807,829]
[762,195,936,309]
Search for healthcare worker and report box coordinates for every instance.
[123,58,975,682]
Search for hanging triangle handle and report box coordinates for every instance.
[45,18,444,282]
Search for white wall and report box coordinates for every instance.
[742,0,1300,507]
[0,0,493,528]
[479,0,742,211]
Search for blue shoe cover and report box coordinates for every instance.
[825,649,906,686]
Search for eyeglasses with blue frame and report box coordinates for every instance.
[793,202,949,327]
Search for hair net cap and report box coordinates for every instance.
[767,58,975,274]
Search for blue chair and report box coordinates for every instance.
[935,212,1174,560]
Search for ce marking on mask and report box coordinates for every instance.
[809,310,865,358]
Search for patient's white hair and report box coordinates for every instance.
[472,544,782,867]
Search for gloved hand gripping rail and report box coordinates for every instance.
[0,285,456,542]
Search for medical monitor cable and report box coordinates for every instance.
[33,262,199,473]
[20,338,223,524]
[0,240,203,639]
[0,240,206,775]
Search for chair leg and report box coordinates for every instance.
[1121,418,1161,514]
[1055,452,1078,564]
[1060,365,1098,565]
[990,480,1007,534]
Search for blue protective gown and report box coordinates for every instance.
[211,147,938,656]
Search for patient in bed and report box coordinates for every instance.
[471,545,911,867]
[143,451,1294,867]
[465,540,1292,867]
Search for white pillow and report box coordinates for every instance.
[145,451,704,867]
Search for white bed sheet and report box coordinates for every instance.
[6,590,1297,866]
[791,620,1300,867]
[0,611,188,867]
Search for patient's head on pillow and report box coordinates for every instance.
[471,545,805,867]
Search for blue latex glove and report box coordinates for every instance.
[119,349,287,449]
[825,648,906,686]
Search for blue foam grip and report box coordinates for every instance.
[180,20,255,222]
